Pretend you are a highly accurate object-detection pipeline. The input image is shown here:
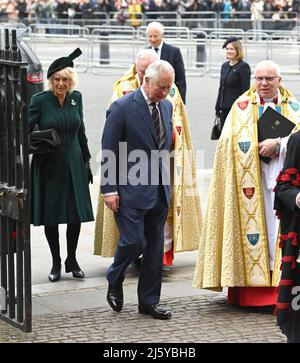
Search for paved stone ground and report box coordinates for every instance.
[0,293,286,343]
[1,67,295,347]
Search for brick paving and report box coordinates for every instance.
[0,294,286,343]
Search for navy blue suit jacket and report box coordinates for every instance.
[101,88,173,209]
[148,42,187,103]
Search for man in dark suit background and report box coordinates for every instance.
[101,60,174,319]
[146,21,187,104]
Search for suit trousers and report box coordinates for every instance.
[107,188,168,305]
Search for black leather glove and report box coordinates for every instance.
[85,161,93,184]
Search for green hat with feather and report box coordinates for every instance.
[47,48,82,79]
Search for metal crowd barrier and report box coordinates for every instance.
[179,11,217,29]
[90,26,143,71]
[205,29,244,75]
[143,11,180,26]
[5,10,299,30]
[19,24,300,76]
[190,29,208,71]
[137,25,190,39]
[108,11,144,27]
[25,24,90,73]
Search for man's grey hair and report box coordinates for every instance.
[144,60,174,82]
[146,21,164,35]
[135,49,158,64]
[254,60,281,77]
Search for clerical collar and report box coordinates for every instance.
[259,95,278,105]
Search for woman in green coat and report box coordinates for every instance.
[29,49,94,282]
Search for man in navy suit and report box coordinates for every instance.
[101,60,174,319]
[146,21,187,104]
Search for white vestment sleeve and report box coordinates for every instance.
[260,135,290,270]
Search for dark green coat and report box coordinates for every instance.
[29,90,94,226]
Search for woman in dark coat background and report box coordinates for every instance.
[29,49,94,282]
[215,37,251,130]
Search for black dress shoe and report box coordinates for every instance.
[65,260,85,279]
[48,265,61,282]
[107,283,123,312]
[71,270,85,279]
[138,304,171,320]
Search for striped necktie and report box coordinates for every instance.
[150,102,160,143]
[151,102,165,148]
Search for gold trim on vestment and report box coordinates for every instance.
[193,85,300,289]
[94,64,202,257]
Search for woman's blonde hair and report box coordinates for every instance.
[48,67,78,93]
[229,40,244,61]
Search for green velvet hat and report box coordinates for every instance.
[47,48,82,79]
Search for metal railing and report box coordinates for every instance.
[15,24,300,76]
[90,26,143,71]
[137,25,190,39]
[0,28,31,333]
[2,10,300,31]
[27,24,90,72]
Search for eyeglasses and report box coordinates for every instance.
[254,76,279,82]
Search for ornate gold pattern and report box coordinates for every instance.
[94,65,202,257]
[193,85,300,290]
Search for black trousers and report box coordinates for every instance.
[281,263,300,343]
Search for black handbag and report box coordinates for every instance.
[210,116,222,140]
[29,128,61,154]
